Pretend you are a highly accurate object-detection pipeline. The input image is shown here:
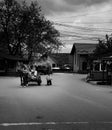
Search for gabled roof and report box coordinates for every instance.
[0,52,27,61]
[50,53,70,65]
[48,56,57,64]
[71,43,97,55]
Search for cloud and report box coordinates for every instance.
[17,0,111,16]
[1,0,111,53]
[60,44,72,53]
[65,0,110,6]
[45,0,112,52]
[38,0,76,15]
[37,0,111,16]
[17,0,112,52]
[15,0,111,17]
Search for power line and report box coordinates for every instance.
[60,30,105,37]
[60,33,100,41]
[52,9,112,20]
[54,22,112,31]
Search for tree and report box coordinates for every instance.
[0,0,22,55]
[93,34,112,58]
[0,0,62,59]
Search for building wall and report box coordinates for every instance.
[79,56,87,71]
[73,53,88,72]
[68,55,73,69]
[73,52,79,72]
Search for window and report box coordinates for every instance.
[94,63,100,71]
[52,64,56,67]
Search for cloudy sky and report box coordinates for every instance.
[30,0,112,52]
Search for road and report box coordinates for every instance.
[0,73,112,129]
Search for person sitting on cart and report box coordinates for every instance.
[31,66,37,79]
[28,65,42,85]
[28,65,37,79]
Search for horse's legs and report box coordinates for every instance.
[20,76,23,85]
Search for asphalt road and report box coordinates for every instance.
[0,73,112,129]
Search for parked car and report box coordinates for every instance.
[64,64,71,69]
[36,65,52,75]
[60,64,71,71]
[52,67,60,70]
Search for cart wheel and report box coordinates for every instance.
[37,81,41,86]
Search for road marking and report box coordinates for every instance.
[0,122,88,126]
[1,121,112,126]
[95,89,100,91]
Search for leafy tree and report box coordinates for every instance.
[0,0,62,60]
[93,34,112,58]
[0,0,22,55]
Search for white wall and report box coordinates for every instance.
[73,52,79,72]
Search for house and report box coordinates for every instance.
[50,53,72,69]
[33,55,58,69]
[70,43,97,73]
[32,53,72,68]
[0,52,27,75]
[47,56,57,68]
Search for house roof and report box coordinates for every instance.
[0,52,27,61]
[50,53,70,65]
[48,56,57,64]
[71,43,97,55]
